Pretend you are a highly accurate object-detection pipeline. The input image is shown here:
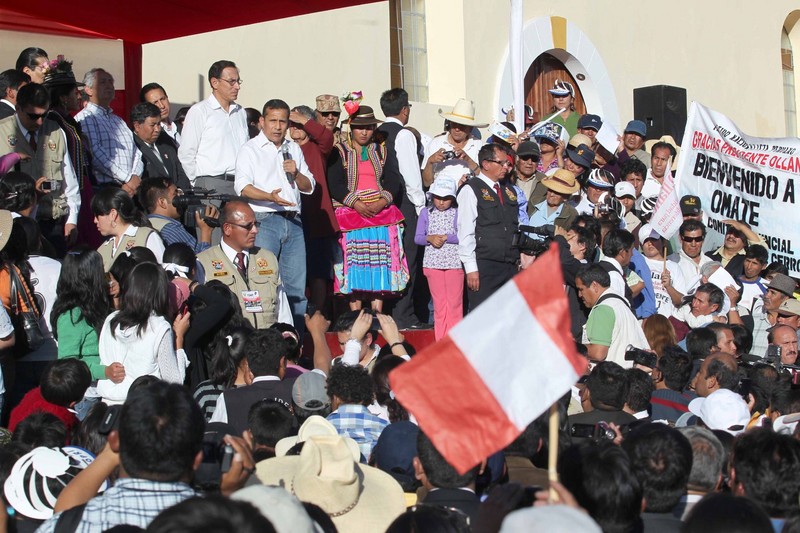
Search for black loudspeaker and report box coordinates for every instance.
[633,85,688,145]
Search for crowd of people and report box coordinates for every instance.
[0,45,797,532]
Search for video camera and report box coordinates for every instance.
[514,225,554,257]
[172,188,238,229]
[624,345,658,369]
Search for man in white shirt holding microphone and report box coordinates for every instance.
[235,99,315,334]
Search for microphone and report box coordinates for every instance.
[281,144,295,185]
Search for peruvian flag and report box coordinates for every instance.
[390,244,587,474]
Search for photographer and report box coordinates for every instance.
[139,178,218,254]
[650,346,695,423]
[568,361,637,445]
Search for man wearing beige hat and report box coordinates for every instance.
[315,94,341,131]
[751,273,796,357]
[421,98,486,187]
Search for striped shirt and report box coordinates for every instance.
[76,103,143,184]
[37,478,196,533]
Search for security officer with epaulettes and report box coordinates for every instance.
[197,201,292,329]
[0,83,81,255]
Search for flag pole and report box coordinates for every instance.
[548,402,560,502]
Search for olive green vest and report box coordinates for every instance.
[0,115,67,219]
[197,244,280,329]
[98,227,155,271]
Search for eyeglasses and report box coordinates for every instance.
[681,236,705,243]
[219,78,243,87]
[319,111,340,118]
[518,155,539,162]
[486,159,513,168]
[227,220,260,231]
[25,111,46,121]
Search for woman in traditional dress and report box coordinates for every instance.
[327,105,408,312]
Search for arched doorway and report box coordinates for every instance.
[524,52,586,122]
[496,16,619,131]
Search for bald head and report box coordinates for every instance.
[220,201,257,251]
[769,325,799,365]
[692,352,739,398]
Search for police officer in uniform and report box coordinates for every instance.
[197,201,291,329]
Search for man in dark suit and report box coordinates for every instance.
[414,431,480,521]
[0,70,29,120]
[131,102,191,190]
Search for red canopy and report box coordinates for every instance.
[1,1,380,119]
[0,1,380,44]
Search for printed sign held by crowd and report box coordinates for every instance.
[675,102,800,275]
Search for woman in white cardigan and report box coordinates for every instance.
[97,262,189,403]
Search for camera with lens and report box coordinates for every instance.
[625,345,658,369]
[570,421,628,444]
[172,188,235,229]
[512,227,552,258]
[442,150,458,161]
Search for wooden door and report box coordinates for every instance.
[524,53,586,123]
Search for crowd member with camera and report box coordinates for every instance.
[568,361,637,445]
[139,177,218,254]
[576,263,650,367]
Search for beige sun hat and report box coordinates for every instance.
[256,435,406,533]
[274,415,360,461]
[569,133,593,149]
[438,98,489,127]
[541,169,580,195]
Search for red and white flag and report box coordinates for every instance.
[389,244,587,474]
[650,164,683,239]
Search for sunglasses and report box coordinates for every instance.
[227,220,261,231]
[487,159,513,168]
[518,155,539,162]
[681,236,705,243]
[25,111,47,121]
[319,111,340,118]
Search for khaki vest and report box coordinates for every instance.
[98,227,156,271]
[197,244,280,329]
[148,216,173,232]
[0,115,67,219]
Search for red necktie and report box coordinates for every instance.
[28,132,37,152]
[234,252,247,280]
[494,183,504,206]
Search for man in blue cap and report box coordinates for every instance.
[618,119,651,168]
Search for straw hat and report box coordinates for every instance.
[645,135,681,171]
[541,169,580,195]
[438,98,488,127]
[274,415,360,461]
[256,435,405,533]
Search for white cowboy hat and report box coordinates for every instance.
[256,435,406,533]
[438,98,488,127]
